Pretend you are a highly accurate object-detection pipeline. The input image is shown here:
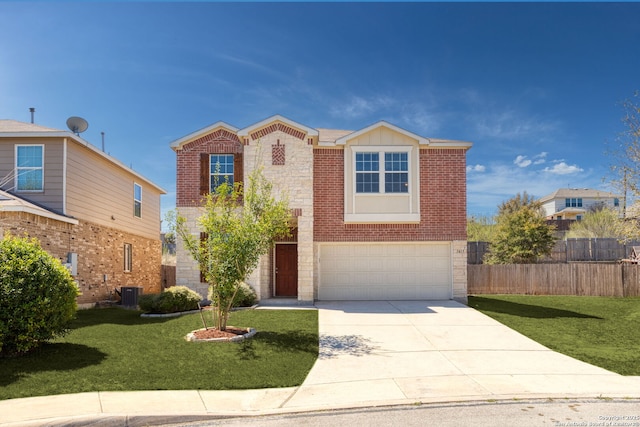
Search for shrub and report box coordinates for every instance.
[0,234,79,357]
[138,286,201,314]
[230,282,258,308]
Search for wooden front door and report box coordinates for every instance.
[275,244,298,297]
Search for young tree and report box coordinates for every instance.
[484,193,556,264]
[170,167,290,331]
[605,91,640,215]
[566,208,640,242]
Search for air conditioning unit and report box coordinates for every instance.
[121,286,142,308]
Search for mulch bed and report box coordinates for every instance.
[192,327,250,340]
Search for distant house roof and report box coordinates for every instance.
[0,189,78,225]
[0,120,166,194]
[539,188,620,203]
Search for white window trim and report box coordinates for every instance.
[346,145,419,224]
[133,182,142,218]
[352,145,412,195]
[15,144,45,192]
[209,154,234,192]
[124,243,132,273]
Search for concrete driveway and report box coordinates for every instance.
[2,300,640,425]
[285,300,640,409]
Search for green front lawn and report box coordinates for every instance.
[468,295,640,376]
[0,308,318,400]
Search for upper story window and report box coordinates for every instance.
[355,151,408,194]
[565,198,582,208]
[355,152,379,193]
[210,154,234,192]
[133,183,142,218]
[15,144,44,191]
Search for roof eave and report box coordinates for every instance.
[169,121,239,151]
[237,114,319,138]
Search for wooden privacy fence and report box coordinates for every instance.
[468,263,640,297]
[161,265,176,290]
[468,239,640,264]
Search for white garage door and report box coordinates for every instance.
[318,242,452,300]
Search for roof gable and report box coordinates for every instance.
[170,121,239,151]
[336,121,429,146]
[237,115,319,142]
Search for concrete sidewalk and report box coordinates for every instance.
[1,300,639,426]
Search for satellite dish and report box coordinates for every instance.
[66,116,89,135]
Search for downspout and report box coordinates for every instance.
[62,138,67,215]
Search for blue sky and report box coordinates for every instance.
[1,2,639,224]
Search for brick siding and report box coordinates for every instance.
[1,211,161,306]
[176,133,243,207]
[313,148,467,241]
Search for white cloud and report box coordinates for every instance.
[329,95,394,119]
[533,152,547,164]
[514,155,532,168]
[466,164,486,173]
[543,162,584,175]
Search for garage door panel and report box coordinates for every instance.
[319,243,452,300]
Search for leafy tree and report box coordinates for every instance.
[605,91,640,215]
[484,193,556,264]
[170,167,290,331]
[0,234,79,356]
[467,215,495,241]
[566,208,640,242]
[497,191,539,215]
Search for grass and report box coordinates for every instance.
[0,307,318,400]
[468,295,640,376]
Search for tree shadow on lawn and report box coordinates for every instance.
[70,308,174,330]
[0,343,107,387]
[237,330,318,360]
[470,296,603,320]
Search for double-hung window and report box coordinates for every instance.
[384,152,409,193]
[15,145,44,191]
[355,152,380,193]
[355,151,408,194]
[133,183,142,218]
[210,154,234,192]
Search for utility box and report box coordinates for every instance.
[121,286,142,308]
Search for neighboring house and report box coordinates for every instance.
[0,119,166,307]
[171,115,472,303]
[539,188,622,220]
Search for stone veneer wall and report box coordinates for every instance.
[174,206,209,297]
[0,211,162,307]
[452,240,468,302]
[244,131,314,303]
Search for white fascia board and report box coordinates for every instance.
[426,140,473,150]
[1,204,79,225]
[169,121,239,151]
[237,114,319,137]
[336,121,429,145]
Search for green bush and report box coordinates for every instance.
[0,234,79,357]
[139,286,202,314]
[231,282,257,308]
